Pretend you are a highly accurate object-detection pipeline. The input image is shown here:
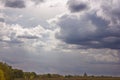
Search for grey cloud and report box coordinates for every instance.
[4,0,25,8]
[54,0,120,49]
[0,39,23,44]
[67,0,88,12]
[17,35,39,39]
[55,11,120,49]
[0,18,4,22]
[9,39,23,44]
[31,0,45,4]
[1,0,45,8]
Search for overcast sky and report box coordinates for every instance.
[0,0,120,76]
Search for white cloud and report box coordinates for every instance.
[0,21,59,51]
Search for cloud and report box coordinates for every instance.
[17,35,39,39]
[0,18,4,22]
[0,20,58,51]
[67,0,88,12]
[31,0,45,4]
[83,49,120,64]
[0,23,24,45]
[0,13,5,22]
[90,0,120,26]
[4,0,25,8]
[0,0,45,8]
[53,0,120,49]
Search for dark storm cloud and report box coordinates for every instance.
[56,13,120,49]
[67,0,88,12]
[54,0,120,49]
[4,0,25,8]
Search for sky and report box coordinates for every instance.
[0,0,120,76]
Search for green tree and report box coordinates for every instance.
[12,69,24,78]
[0,69,5,80]
[30,72,36,80]
[65,75,73,78]
[0,62,14,80]
[24,72,36,80]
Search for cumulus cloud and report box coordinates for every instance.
[0,20,59,51]
[67,0,88,12]
[53,0,120,49]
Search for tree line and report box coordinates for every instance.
[0,61,119,80]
